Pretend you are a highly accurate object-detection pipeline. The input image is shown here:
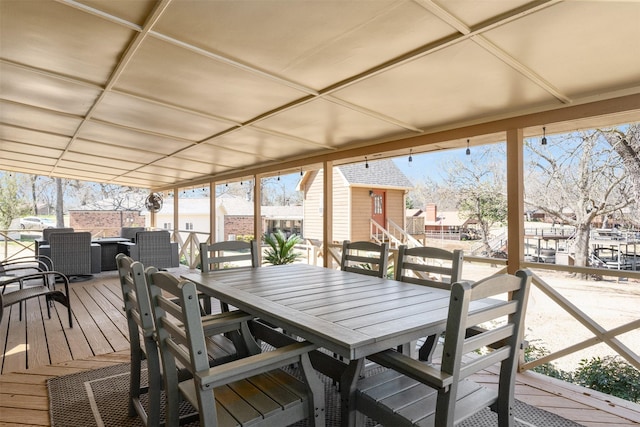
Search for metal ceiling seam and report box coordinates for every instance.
[324,96,423,134]
[0,58,104,90]
[148,31,320,97]
[55,0,143,32]
[109,88,240,127]
[247,126,340,151]
[0,98,87,122]
[414,0,571,104]
[320,0,561,96]
[470,36,571,104]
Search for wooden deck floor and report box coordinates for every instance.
[1,269,639,426]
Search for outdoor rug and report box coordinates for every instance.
[48,363,584,426]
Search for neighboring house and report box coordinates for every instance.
[69,210,146,237]
[299,159,413,243]
[155,194,303,242]
[414,203,479,239]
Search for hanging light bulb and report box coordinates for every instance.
[465,139,471,156]
[225,182,228,187]
[365,156,369,168]
[541,126,548,145]
[240,181,243,186]
[300,168,303,176]
[277,172,280,181]
[408,149,413,166]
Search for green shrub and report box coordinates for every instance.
[524,340,570,381]
[263,231,302,265]
[573,356,640,403]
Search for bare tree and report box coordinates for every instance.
[55,177,64,228]
[448,146,507,255]
[601,123,640,227]
[525,128,634,270]
[407,177,459,211]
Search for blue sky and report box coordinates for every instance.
[393,148,468,184]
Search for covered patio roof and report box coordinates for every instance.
[1,0,639,190]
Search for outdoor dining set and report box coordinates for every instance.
[1,237,532,427]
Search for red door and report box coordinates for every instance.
[371,190,386,227]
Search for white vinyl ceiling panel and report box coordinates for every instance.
[177,142,271,169]
[203,128,325,159]
[483,3,640,97]
[0,0,133,84]
[56,159,130,177]
[333,40,555,128]
[0,101,82,136]
[150,156,228,176]
[136,163,208,182]
[0,140,63,160]
[112,36,308,122]
[1,149,58,167]
[0,63,102,116]
[62,151,144,172]
[71,139,166,164]
[0,125,71,149]
[257,98,410,147]
[154,0,455,90]
[92,92,234,141]
[77,121,193,154]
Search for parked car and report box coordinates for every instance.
[19,216,56,230]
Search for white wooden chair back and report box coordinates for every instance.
[340,240,389,278]
[199,240,259,272]
[395,245,463,290]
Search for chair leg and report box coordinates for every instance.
[419,334,439,362]
[145,346,162,427]
[129,350,142,418]
[45,295,52,319]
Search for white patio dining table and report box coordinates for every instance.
[182,263,496,427]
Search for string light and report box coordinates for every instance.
[408,149,413,166]
[277,172,280,181]
[465,139,470,156]
[300,168,303,176]
[541,126,547,145]
[365,156,369,168]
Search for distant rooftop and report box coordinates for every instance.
[338,159,413,189]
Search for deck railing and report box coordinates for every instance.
[2,228,638,380]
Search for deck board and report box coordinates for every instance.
[0,269,638,426]
[27,298,50,369]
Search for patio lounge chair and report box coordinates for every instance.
[355,269,532,427]
[146,268,326,427]
[34,227,74,256]
[120,226,145,242]
[118,230,179,269]
[38,232,101,278]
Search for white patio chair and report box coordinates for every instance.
[355,269,532,427]
[146,268,326,427]
[395,245,464,360]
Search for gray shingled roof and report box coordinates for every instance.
[338,159,413,188]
